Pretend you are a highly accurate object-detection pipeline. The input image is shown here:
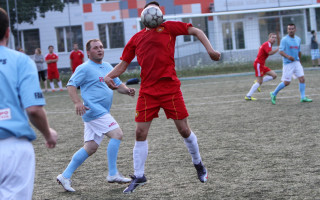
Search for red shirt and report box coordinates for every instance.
[45,53,58,71]
[121,21,192,93]
[70,50,84,71]
[255,41,272,65]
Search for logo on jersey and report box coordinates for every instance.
[0,108,11,121]
[156,27,164,32]
[34,92,44,99]
[108,122,117,127]
[290,46,298,49]
[99,77,104,82]
[135,111,139,118]
[0,59,7,64]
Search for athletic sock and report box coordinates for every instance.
[246,82,260,97]
[273,82,286,96]
[133,140,148,178]
[57,81,63,89]
[299,83,306,99]
[184,131,201,165]
[62,148,89,179]
[107,138,121,176]
[49,82,55,90]
[263,75,273,82]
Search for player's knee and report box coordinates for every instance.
[273,74,277,79]
[284,81,290,86]
[135,128,148,141]
[177,127,191,138]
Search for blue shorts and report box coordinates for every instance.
[311,49,320,60]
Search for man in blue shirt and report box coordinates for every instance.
[57,39,136,192]
[0,8,57,200]
[270,24,312,104]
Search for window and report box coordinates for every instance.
[56,26,83,52]
[95,0,118,2]
[182,17,208,42]
[234,22,245,49]
[306,9,311,32]
[282,15,305,44]
[259,18,280,45]
[98,22,124,49]
[222,21,245,50]
[63,0,79,3]
[315,8,320,31]
[222,23,233,50]
[16,29,40,55]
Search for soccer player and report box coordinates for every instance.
[245,33,279,100]
[70,43,84,73]
[0,8,57,200]
[270,24,312,104]
[104,1,221,194]
[45,45,63,92]
[56,39,135,192]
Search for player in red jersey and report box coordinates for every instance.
[245,33,279,100]
[70,43,84,73]
[45,45,63,92]
[104,1,221,194]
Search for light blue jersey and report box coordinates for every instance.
[0,46,46,141]
[67,60,122,122]
[279,35,301,64]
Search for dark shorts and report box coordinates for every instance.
[38,70,47,82]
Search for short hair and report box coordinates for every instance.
[311,30,315,34]
[36,48,41,54]
[0,8,9,41]
[268,33,276,38]
[287,24,296,28]
[48,45,54,49]
[86,39,102,51]
[144,1,160,8]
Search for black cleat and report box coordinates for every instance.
[123,175,147,194]
[194,161,208,183]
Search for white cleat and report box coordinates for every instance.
[107,172,131,184]
[57,174,76,192]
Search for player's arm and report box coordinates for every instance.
[188,27,220,61]
[279,51,294,61]
[26,106,57,148]
[104,60,129,89]
[67,85,89,116]
[70,59,73,71]
[299,51,301,60]
[116,83,135,97]
[268,47,279,55]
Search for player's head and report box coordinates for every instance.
[35,48,41,54]
[268,33,277,44]
[144,1,160,8]
[17,47,24,53]
[287,24,296,37]
[73,43,79,50]
[48,45,54,53]
[86,39,104,63]
[0,7,9,43]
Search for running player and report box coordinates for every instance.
[104,1,221,194]
[245,33,279,100]
[70,43,84,73]
[270,24,312,104]
[45,45,63,92]
[56,39,135,192]
[0,8,57,200]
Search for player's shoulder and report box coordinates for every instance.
[102,61,113,69]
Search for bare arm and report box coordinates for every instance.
[26,106,57,148]
[279,51,294,61]
[70,59,73,71]
[67,85,89,116]
[117,83,135,97]
[268,47,279,55]
[188,27,221,61]
[104,61,129,89]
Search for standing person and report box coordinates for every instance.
[34,48,48,92]
[270,24,312,104]
[310,30,320,67]
[70,43,84,73]
[245,33,279,100]
[104,1,221,194]
[0,8,57,200]
[45,45,63,92]
[56,39,135,192]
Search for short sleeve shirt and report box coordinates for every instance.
[70,50,84,69]
[280,35,301,64]
[45,53,58,70]
[255,41,272,65]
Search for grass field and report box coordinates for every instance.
[32,69,320,200]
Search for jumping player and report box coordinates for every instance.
[0,8,57,200]
[70,43,84,73]
[270,24,312,104]
[104,1,221,194]
[56,39,135,192]
[45,45,63,92]
[245,33,279,100]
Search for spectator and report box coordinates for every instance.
[70,43,84,73]
[310,30,320,67]
[34,48,48,92]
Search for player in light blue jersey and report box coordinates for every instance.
[0,8,57,200]
[57,39,135,192]
[270,24,312,104]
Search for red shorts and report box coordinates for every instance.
[135,89,189,122]
[47,69,60,80]
[254,62,271,77]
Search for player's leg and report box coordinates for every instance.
[245,76,262,101]
[295,62,312,102]
[270,64,292,104]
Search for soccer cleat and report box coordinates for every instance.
[194,161,208,183]
[51,89,56,92]
[270,92,276,105]
[107,172,131,184]
[300,97,312,102]
[244,96,257,101]
[59,89,64,91]
[57,174,75,192]
[123,175,147,194]
[254,80,261,92]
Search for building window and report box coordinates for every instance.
[95,0,118,2]
[282,15,305,44]
[182,17,208,42]
[222,23,233,50]
[63,0,79,3]
[315,8,320,31]
[56,25,83,52]
[98,22,124,49]
[234,22,245,49]
[17,29,40,55]
[259,18,281,45]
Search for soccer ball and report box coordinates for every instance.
[141,6,164,28]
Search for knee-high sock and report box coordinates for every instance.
[107,138,121,176]
[62,148,89,179]
[133,140,148,178]
[184,131,201,165]
[263,75,273,82]
[299,83,305,99]
[273,82,286,96]
[49,82,55,90]
[246,82,260,97]
[57,81,63,89]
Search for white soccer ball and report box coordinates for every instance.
[141,6,164,28]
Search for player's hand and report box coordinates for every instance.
[287,56,294,61]
[209,50,221,61]
[75,102,89,116]
[104,76,119,90]
[45,128,58,148]
[128,88,136,97]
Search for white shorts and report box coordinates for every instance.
[281,61,304,82]
[84,113,120,145]
[0,137,35,200]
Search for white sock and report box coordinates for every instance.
[133,140,148,178]
[57,81,63,89]
[246,82,260,97]
[49,82,55,90]
[263,75,273,83]
[184,131,201,165]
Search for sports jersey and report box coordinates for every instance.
[280,35,301,64]
[70,50,84,72]
[0,46,45,141]
[45,53,59,71]
[67,60,122,122]
[255,41,272,65]
[120,21,192,94]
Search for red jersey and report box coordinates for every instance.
[70,50,84,72]
[255,41,272,65]
[121,21,192,93]
[45,53,58,71]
